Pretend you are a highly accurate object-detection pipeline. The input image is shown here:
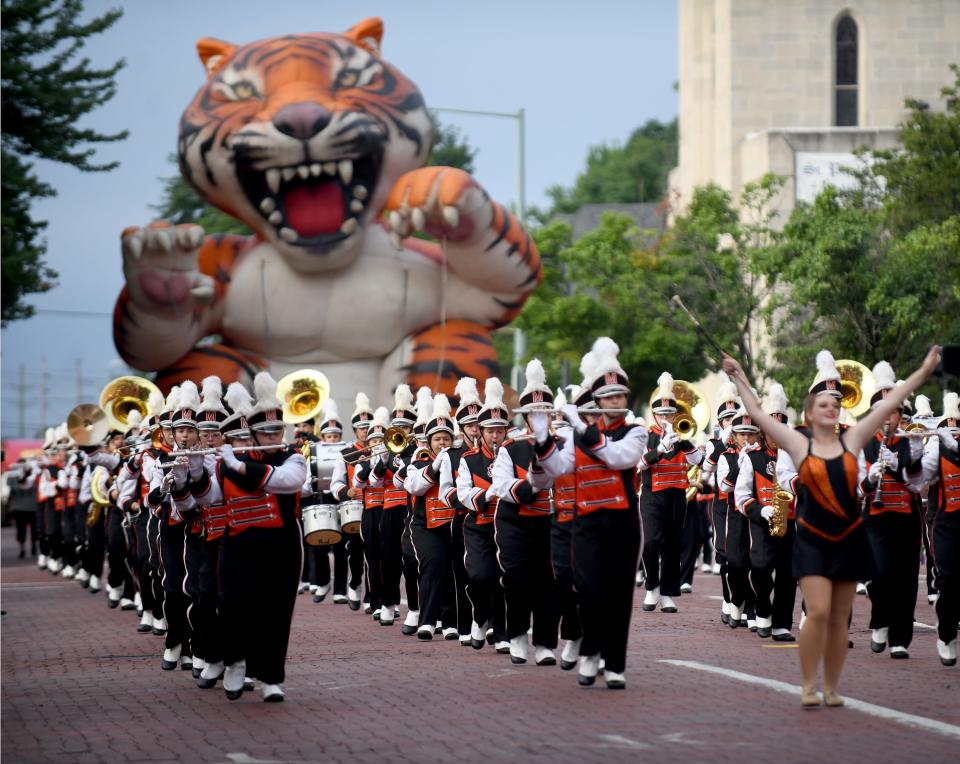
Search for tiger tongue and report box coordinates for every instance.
[283,180,344,237]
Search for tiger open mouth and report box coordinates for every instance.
[236,152,381,249]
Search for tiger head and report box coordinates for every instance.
[179,17,433,272]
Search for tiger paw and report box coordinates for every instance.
[121,221,215,312]
[382,167,493,249]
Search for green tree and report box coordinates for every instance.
[153,117,478,234]
[1,0,127,323]
[544,118,677,215]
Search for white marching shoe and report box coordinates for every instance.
[509,635,529,664]
[379,604,395,625]
[76,568,90,586]
[534,646,556,666]
[728,604,743,628]
[711,562,721,575]
[642,587,660,612]
[332,594,348,604]
[38,554,47,569]
[223,660,246,700]
[470,621,486,649]
[442,627,459,641]
[161,645,182,671]
[936,638,957,666]
[701,561,712,573]
[870,627,889,653]
[577,654,600,686]
[660,595,678,613]
[635,570,645,587]
[928,592,939,605]
[197,660,225,689]
[120,597,136,611]
[680,582,693,594]
[297,580,310,594]
[137,611,154,633]
[459,633,472,646]
[88,575,101,593]
[604,670,626,689]
[494,641,511,654]
[107,586,122,608]
[61,565,75,579]
[856,582,868,595]
[560,638,581,671]
[346,586,362,611]
[402,609,420,636]
[262,683,285,702]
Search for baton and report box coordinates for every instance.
[670,295,727,357]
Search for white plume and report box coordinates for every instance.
[393,383,414,412]
[224,382,255,416]
[591,336,620,361]
[147,390,165,417]
[657,372,675,399]
[716,380,738,405]
[816,349,839,378]
[126,410,143,429]
[567,384,582,402]
[578,352,598,384]
[872,360,896,391]
[764,382,788,414]
[914,394,933,418]
[252,371,281,411]
[415,387,433,427]
[320,398,340,423]
[554,388,567,409]
[484,377,505,409]
[944,391,960,420]
[177,380,202,412]
[432,393,452,419]
[524,358,546,388]
[199,376,225,412]
[371,406,390,429]
[44,427,56,447]
[455,377,480,406]
[353,392,372,416]
[164,385,181,413]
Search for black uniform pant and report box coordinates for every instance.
[83,505,105,579]
[923,504,938,596]
[61,503,79,568]
[380,506,407,608]
[550,517,582,642]
[160,519,192,654]
[219,519,302,684]
[36,500,49,556]
[134,511,160,617]
[360,507,384,610]
[932,512,959,644]
[44,504,63,561]
[679,495,701,586]
[495,509,559,647]
[105,507,133,594]
[14,511,37,551]
[749,520,797,629]
[194,537,223,664]
[640,488,686,597]
[451,513,471,635]
[401,509,420,612]
[462,513,507,640]
[867,511,921,649]
[308,536,349,595]
[572,506,641,674]
[411,514,456,629]
[725,507,754,611]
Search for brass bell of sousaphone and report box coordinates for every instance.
[67,403,111,447]
[99,376,163,433]
[834,360,876,419]
[277,369,331,424]
[648,380,710,440]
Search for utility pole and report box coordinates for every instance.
[75,358,83,405]
[39,356,46,435]
[18,364,26,437]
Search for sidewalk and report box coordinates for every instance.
[1,526,957,763]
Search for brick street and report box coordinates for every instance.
[2,526,957,764]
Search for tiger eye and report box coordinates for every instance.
[232,81,256,99]
[338,71,358,87]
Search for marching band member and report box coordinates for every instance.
[149,380,203,672]
[859,361,925,658]
[406,393,459,639]
[717,407,760,628]
[60,442,83,580]
[734,383,797,641]
[914,391,960,667]
[354,407,389,621]
[98,428,134,610]
[190,371,307,702]
[457,378,510,652]
[722,345,939,706]
[440,377,483,645]
[912,394,940,604]
[34,428,56,570]
[701,381,739,601]
[531,338,648,689]
[331,392,374,611]
[491,359,560,666]
[638,372,704,614]
[42,427,69,574]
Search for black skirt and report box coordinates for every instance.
[792,522,874,582]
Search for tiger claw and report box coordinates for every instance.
[411,207,426,231]
[442,206,460,229]
[388,231,403,251]
[123,233,144,260]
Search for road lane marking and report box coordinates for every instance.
[659,659,960,740]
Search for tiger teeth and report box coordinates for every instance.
[279,227,298,242]
[350,199,364,214]
[260,198,276,214]
[338,160,353,185]
[268,211,282,225]
[297,165,310,179]
[353,185,368,200]
[341,218,358,235]
[281,167,297,182]
[266,169,281,195]
[323,161,337,176]
[310,163,322,177]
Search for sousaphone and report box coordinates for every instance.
[99,376,163,433]
[834,360,876,419]
[277,369,331,424]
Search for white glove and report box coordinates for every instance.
[432,450,446,472]
[171,459,188,486]
[878,446,898,473]
[219,443,242,471]
[658,431,678,453]
[760,505,775,522]
[940,430,959,453]
[909,435,924,462]
[530,412,550,444]
[561,404,587,435]
[188,452,206,479]
[868,460,884,482]
[484,486,498,502]
[719,425,732,444]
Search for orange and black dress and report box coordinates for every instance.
[793,435,873,581]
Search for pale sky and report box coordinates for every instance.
[1,0,677,438]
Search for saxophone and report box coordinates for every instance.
[767,461,792,538]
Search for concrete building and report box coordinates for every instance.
[670,0,960,224]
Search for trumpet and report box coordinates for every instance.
[343,427,416,464]
[155,444,286,468]
[897,427,957,438]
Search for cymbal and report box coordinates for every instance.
[67,403,110,446]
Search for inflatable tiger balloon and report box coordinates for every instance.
[114,17,540,408]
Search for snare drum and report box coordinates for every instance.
[337,499,363,534]
[302,504,342,546]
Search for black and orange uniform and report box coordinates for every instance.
[704,435,732,606]
[193,448,305,685]
[924,437,960,648]
[861,433,922,650]
[44,459,66,566]
[738,445,797,632]
[717,445,754,616]
[370,451,412,613]
[457,443,508,642]
[639,426,701,598]
[549,459,581,644]
[331,445,372,607]
[102,462,134,603]
[193,456,228,668]
[492,437,560,648]
[793,435,873,582]
[536,416,645,675]
[439,443,470,637]
[148,452,193,661]
[60,456,82,572]
[354,456,386,614]
[124,448,168,625]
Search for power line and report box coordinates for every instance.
[32,308,113,318]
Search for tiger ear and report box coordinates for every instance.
[196,38,237,77]
[343,17,383,55]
